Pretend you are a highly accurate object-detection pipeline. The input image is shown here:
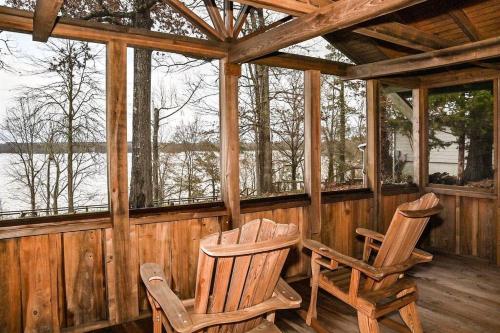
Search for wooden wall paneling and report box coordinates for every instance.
[19,235,61,332]
[428,194,456,253]
[106,39,138,322]
[367,80,381,232]
[495,78,500,265]
[0,239,22,332]
[220,58,241,228]
[460,197,475,256]
[304,70,322,239]
[62,230,106,327]
[478,199,495,260]
[351,198,373,258]
[49,233,66,329]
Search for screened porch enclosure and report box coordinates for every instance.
[0,0,500,332]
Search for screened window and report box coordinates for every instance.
[239,65,305,199]
[320,74,367,191]
[0,32,107,219]
[379,86,415,185]
[428,82,494,191]
[127,49,220,208]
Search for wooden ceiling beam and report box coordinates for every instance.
[165,0,224,41]
[233,5,250,38]
[228,0,429,63]
[233,0,319,16]
[0,7,228,59]
[449,8,482,41]
[32,0,64,42]
[354,22,454,52]
[344,35,500,80]
[204,0,230,39]
[250,52,351,76]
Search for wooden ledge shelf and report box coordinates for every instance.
[321,188,373,204]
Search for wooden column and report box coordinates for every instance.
[304,70,322,239]
[106,40,138,322]
[220,58,241,228]
[412,87,428,189]
[495,78,500,266]
[367,80,381,232]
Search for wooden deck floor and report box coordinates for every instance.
[95,252,500,333]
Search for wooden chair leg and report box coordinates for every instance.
[152,306,162,333]
[357,312,380,333]
[306,252,321,326]
[399,302,423,333]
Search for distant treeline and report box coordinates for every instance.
[0,142,290,154]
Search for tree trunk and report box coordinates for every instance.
[457,134,465,185]
[338,80,346,183]
[464,125,493,182]
[129,5,154,209]
[152,107,160,204]
[380,96,393,182]
[256,63,272,194]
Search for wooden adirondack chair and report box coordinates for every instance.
[140,219,302,333]
[304,193,442,333]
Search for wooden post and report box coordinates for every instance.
[367,80,381,232]
[220,58,241,228]
[304,70,322,239]
[412,88,428,189]
[495,78,500,266]
[106,40,138,322]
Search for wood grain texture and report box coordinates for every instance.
[0,239,22,332]
[229,0,428,63]
[106,40,138,321]
[32,0,64,41]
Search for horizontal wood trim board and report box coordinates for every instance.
[381,185,420,196]
[0,218,111,240]
[321,189,374,204]
[424,186,496,200]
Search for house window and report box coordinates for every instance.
[427,82,494,191]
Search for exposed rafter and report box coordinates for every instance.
[344,35,500,80]
[32,0,64,42]
[233,5,250,38]
[354,22,453,52]
[165,0,224,41]
[204,0,230,39]
[228,0,429,63]
[449,8,482,41]
[234,0,320,16]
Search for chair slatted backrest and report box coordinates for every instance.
[193,219,298,333]
[367,193,440,290]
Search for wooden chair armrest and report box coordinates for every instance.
[202,234,299,257]
[356,228,384,242]
[377,253,433,277]
[304,239,385,280]
[140,263,193,333]
[189,279,301,332]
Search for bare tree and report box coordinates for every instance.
[271,68,305,191]
[26,40,105,213]
[0,96,46,213]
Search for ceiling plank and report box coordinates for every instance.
[32,0,64,42]
[449,8,482,41]
[165,0,224,41]
[354,22,454,52]
[343,35,500,80]
[228,0,429,63]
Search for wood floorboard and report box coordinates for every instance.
[92,252,500,333]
